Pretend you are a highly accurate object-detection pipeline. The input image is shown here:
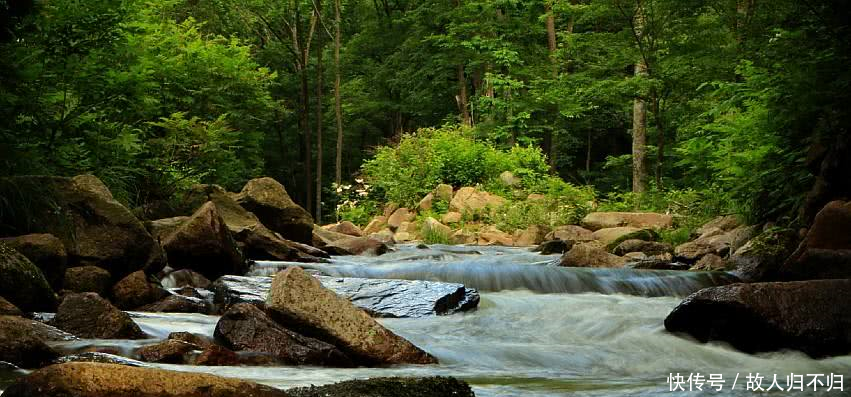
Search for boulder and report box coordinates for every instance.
[235,177,314,244]
[449,187,506,214]
[417,193,434,212]
[422,217,452,239]
[582,211,673,231]
[387,208,414,231]
[160,268,211,289]
[52,293,147,339]
[1,362,290,397]
[162,201,246,280]
[544,225,594,242]
[559,243,627,268]
[287,376,475,397]
[382,202,400,218]
[779,200,851,280]
[0,242,57,312]
[144,216,190,241]
[536,239,573,255]
[0,233,67,289]
[137,340,199,364]
[53,352,146,367]
[324,221,363,237]
[369,230,396,245]
[0,296,22,316]
[690,254,728,271]
[63,266,112,296]
[214,303,352,366]
[312,225,351,248]
[194,345,241,366]
[451,229,476,245]
[441,211,462,224]
[111,270,167,310]
[266,267,437,365]
[324,236,389,256]
[664,279,851,358]
[0,315,60,368]
[613,239,673,256]
[730,229,798,282]
[213,275,478,318]
[0,175,166,278]
[434,184,454,202]
[695,215,740,236]
[674,225,757,263]
[513,225,549,246]
[138,294,209,314]
[591,227,642,246]
[477,227,514,246]
[362,217,387,235]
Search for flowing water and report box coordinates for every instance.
[4,245,851,396]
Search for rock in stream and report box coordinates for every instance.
[211,274,479,318]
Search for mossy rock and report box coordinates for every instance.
[605,229,660,252]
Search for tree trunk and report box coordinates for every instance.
[456,65,471,126]
[631,3,648,194]
[652,94,665,189]
[334,0,343,186]
[314,0,325,222]
[545,3,557,171]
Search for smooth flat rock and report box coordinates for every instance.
[211,275,479,318]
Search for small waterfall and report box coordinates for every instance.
[250,245,738,297]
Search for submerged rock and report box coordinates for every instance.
[53,352,147,367]
[137,294,210,314]
[212,275,479,317]
[267,267,437,365]
[0,242,57,312]
[136,340,199,364]
[52,292,147,339]
[235,177,314,244]
[215,303,352,366]
[2,362,290,397]
[288,376,475,397]
[664,279,851,358]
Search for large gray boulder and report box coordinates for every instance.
[211,274,479,318]
[162,201,246,280]
[235,177,314,244]
[664,279,851,358]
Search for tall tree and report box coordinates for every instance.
[629,0,648,193]
[314,0,326,221]
[333,0,343,185]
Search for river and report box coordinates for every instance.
[4,245,850,396]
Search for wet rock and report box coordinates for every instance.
[235,225,323,262]
[449,187,506,214]
[0,315,60,368]
[214,303,352,366]
[137,340,199,364]
[0,296,22,316]
[312,225,351,247]
[162,201,247,280]
[582,212,673,231]
[52,293,147,339]
[0,233,67,289]
[235,177,314,244]
[559,243,627,268]
[664,279,851,358]
[267,267,437,365]
[0,242,57,312]
[626,260,690,271]
[590,227,642,246]
[779,200,851,280]
[63,266,112,296]
[112,270,167,310]
[613,239,673,256]
[288,376,475,397]
[544,225,595,242]
[212,275,478,318]
[168,331,215,349]
[2,362,290,397]
[137,294,209,314]
[387,208,414,231]
[194,345,240,366]
[536,239,573,255]
[514,225,549,246]
[161,268,211,289]
[1,175,166,279]
[324,236,389,256]
[54,352,147,367]
[729,229,798,282]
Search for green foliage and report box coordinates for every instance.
[489,195,592,234]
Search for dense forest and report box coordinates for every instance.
[1,0,849,227]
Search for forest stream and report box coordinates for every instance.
[3,245,849,396]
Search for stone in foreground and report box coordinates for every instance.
[664,279,851,358]
[212,274,479,318]
[266,267,437,365]
[2,362,289,397]
[0,242,57,312]
[0,315,60,368]
[288,376,475,397]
